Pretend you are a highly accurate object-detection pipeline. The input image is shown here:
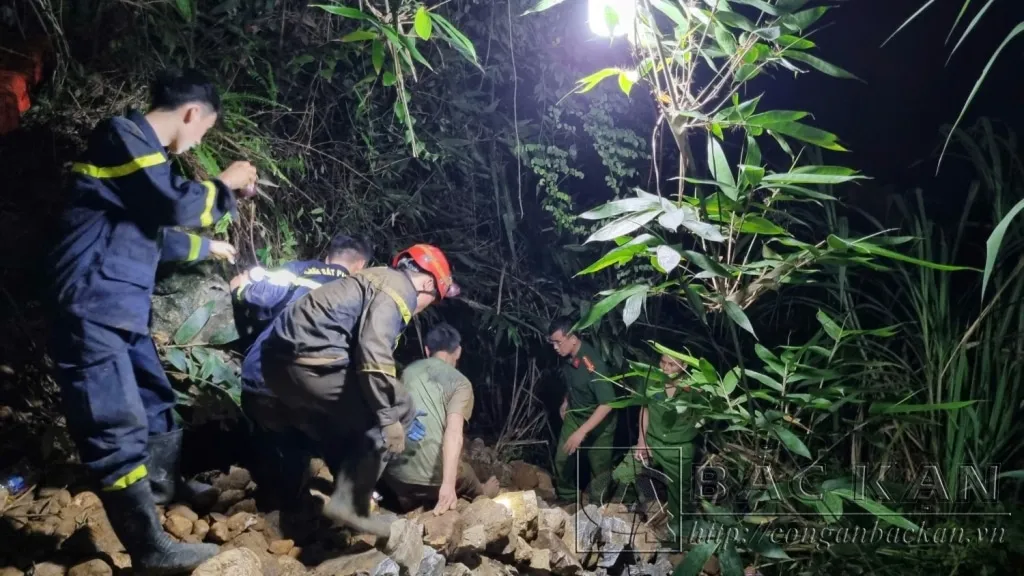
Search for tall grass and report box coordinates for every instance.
[850,118,1024,504]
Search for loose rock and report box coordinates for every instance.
[417,545,446,576]
[67,559,111,576]
[165,514,194,540]
[382,518,425,575]
[539,507,568,536]
[30,563,66,576]
[191,548,263,576]
[534,530,583,576]
[192,518,211,541]
[492,491,538,540]
[313,549,387,576]
[269,539,295,556]
[168,504,200,523]
[454,498,512,553]
[420,511,462,554]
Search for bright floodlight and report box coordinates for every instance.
[588,0,636,38]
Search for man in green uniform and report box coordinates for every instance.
[547,317,618,502]
[382,323,500,515]
[613,352,700,547]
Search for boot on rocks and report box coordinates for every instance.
[99,479,219,574]
[148,428,219,509]
[322,449,392,538]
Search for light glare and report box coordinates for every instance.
[587,0,636,38]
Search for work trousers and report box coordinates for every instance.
[382,460,486,513]
[260,357,415,498]
[240,391,315,507]
[612,437,695,547]
[50,316,176,488]
[553,415,617,501]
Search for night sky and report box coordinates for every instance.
[785,0,1024,193]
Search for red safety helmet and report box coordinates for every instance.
[392,244,461,299]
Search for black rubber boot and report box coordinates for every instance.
[99,480,219,574]
[148,429,219,509]
[322,447,391,537]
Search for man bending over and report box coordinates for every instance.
[382,322,499,514]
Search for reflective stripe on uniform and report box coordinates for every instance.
[377,284,412,325]
[199,181,217,227]
[102,464,148,492]
[360,364,397,377]
[71,152,166,179]
[186,233,202,261]
[264,269,323,290]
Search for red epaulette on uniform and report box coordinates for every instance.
[582,356,595,373]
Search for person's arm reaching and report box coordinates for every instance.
[80,118,255,229]
[160,229,236,263]
[435,382,474,515]
[356,292,412,454]
[435,412,465,514]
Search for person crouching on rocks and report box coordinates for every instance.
[380,322,500,515]
[256,244,459,536]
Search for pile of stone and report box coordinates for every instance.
[0,458,732,576]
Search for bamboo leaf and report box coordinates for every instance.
[869,400,978,415]
[623,287,648,327]
[743,369,784,392]
[784,51,861,80]
[772,423,811,458]
[313,4,370,20]
[724,299,757,339]
[577,243,649,276]
[414,6,432,40]
[672,542,719,576]
[707,134,737,195]
[651,0,688,27]
[341,29,377,42]
[576,284,650,330]
[585,210,660,243]
[522,0,569,15]
[656,245,682,273]
[761,166,865,185]
[831,489,920,531]
[372,39,385,74]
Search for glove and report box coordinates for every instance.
[382,421,406,455]
[407,410,427,442]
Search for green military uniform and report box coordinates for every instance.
[553,341,618,501]
[613,377,699,546]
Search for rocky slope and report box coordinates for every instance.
[0,446,730,576]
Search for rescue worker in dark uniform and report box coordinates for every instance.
[229,234,373,509]
[258,244,460,537]
[547,317,619,502]
[46,69,259,574]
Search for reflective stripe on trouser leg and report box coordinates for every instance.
[51,318,151,489]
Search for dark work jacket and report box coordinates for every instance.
[235,260,350,395]
[47,109,236,334]
[262,267,418,427]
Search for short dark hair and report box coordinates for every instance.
[548,316,575,337]
[328,234,372,262]
[425,322,461,354]
[150,68,221,113]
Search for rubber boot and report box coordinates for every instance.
[148,429,219,509]
[99,479,219,574]
[322,448,391,537]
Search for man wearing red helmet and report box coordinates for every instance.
[257,243,460,537]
